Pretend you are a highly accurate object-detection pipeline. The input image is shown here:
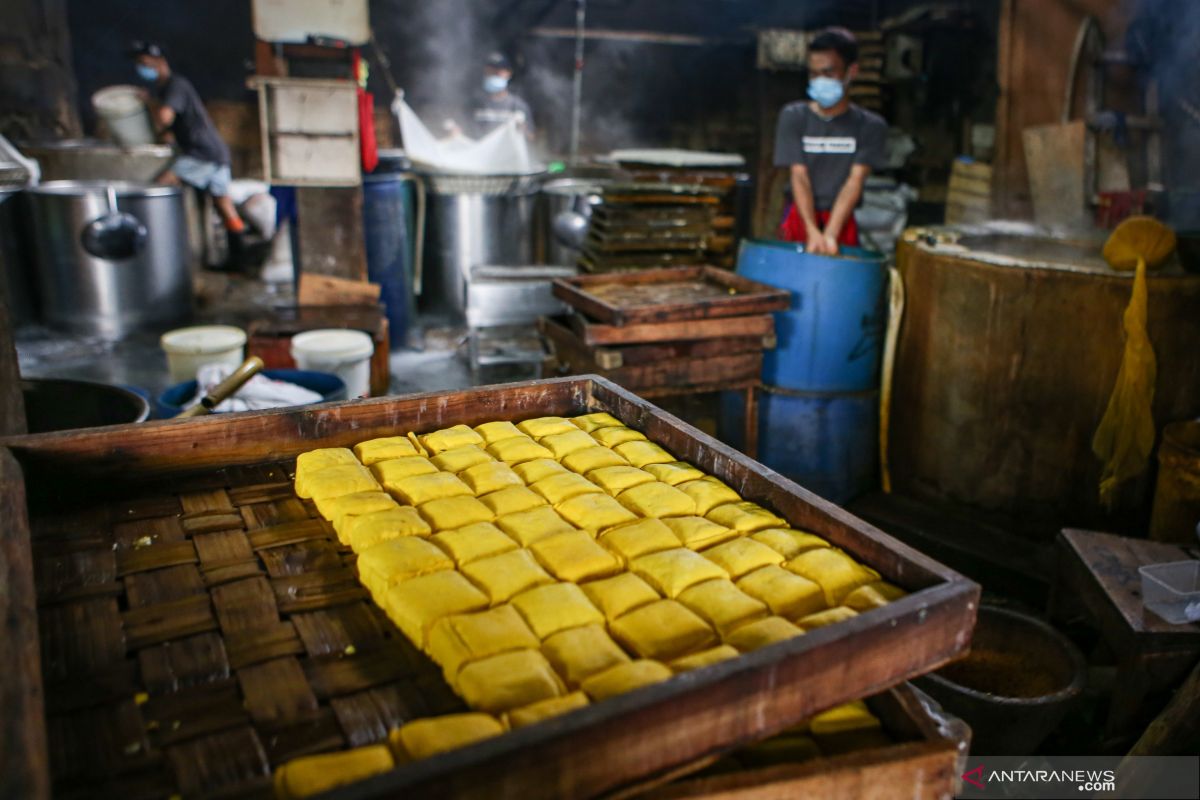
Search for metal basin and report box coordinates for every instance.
[20,378,150,433]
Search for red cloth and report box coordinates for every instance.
[352,49,379,173]
[778,204,859,247]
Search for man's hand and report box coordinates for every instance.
[806,227,835,255]
[821,231,840,255]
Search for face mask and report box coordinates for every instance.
[136,64,158,83]
[483,75,508,94]
[808,76,845,109]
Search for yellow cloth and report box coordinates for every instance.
[542,624,630,687]
[503,691,590,729]
[581,659,672,701]
[668,645,740,673]
[616,482,697,518]
[274,744,394,799]
[429,522,517,565]
[676,477,741,515]
[587,466,656,496]
[632,548,729,597]
[540,429,599,458]
[530,531,622,582]
[724,616,804,652]
[570,411,623,432]
[297,463,379,501]
[843,581,907,612]
[460,461,523,495]
[495,506,578,546]
[357,537,453,596]
[510,582,605,639]
[556,493,639,532]
[295,448,358,476]
[737,566,825,618]
[785,548,878,606]
[426,604,540,680]
[707,501,786,532]
[530,472,602,505]
[644,461,705,485]
[417,495,494,532]
[430,445,494,474]
[580,572,661,620]
[342,506,432,551]
[598,518,682,561]
[561,446,630,474]
[751,528,830,560]
[590,426,648,448]
[677,579,769,635]
[389,713,504,761]
[662,516,738,551]
[795,606,858,631]
[517,416,578,438]
[371,456,438,487]
[474,420,525,444]
[389,471,472,506]
[610,599,717,660]
[461,548,555,604]
[702,538,785,579]
[487,435,555,464]
[384,571,489,646]
[420,424,484,454]
[315,490,396,530]
[478,486,547,516]
[614,440,675,468]
[353,437,419,465]
[513,457,570,484]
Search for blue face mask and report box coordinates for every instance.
[483,74,508,94]
[808,76,845,109]
[136,64,159,83]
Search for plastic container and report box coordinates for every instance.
[156,369,346,418]
[736,239,887,392]
[363,173,415,347]
[1139,561,1200,624]
[290,329,374,399]
[160,325,247,384]
[92,86,156,147]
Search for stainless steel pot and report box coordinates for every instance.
[420,172,541,317]
[27,181,192,338]
[20,139,175,183]
[539,178,610,266]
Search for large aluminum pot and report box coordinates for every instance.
[27,181,192,338]
[21,139,175,183]
[420,172,541,317]
[539,177,611,266]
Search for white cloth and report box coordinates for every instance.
[187,363,323,413]
[393,95,538,175]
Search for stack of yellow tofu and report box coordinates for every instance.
[277,412,905,796]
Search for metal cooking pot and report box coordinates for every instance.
[27,181,192,339]
[20,378,150,433]
[539,177,611,266]
[20,139,175,183]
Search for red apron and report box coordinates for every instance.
[778,204,860,247]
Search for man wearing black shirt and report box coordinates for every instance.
[130,41,245,235]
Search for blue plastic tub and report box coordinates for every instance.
[156,369,346,418]
[737,238,887,392]
[720,385,879,504]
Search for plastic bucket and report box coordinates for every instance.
[160,325,247,384]
[92,86,156,147]
[737,239,887,392]
[291,329,374,399]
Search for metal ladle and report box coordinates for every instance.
[80,183,148,260]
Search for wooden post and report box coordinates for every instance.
[0,275,25,437]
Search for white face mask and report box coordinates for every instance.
[484,74,508,94]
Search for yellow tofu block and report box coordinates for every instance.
[358,538,453,594]
[843,581,907,612]
[668,644,741,673]
[644,461,705,486]
[751,528,831,560]
[737,566,826,618]
[597,518,681,561]
[590,426,648,448]
[785,548,879,606]
[542,624,631,687]
[702,538,785,579]
[737,736,822,767]
[531,472,602,505]
[580,572,660,620]
[460,461,523,495]
[384,571,489,647]
[662,516,738,551]
[707,501,787,533]
[429,522,517,565]
[478,486,547,516]
[296,448,359,476]
[530,531,622,583]
[315,490,396,525]
[610,599,717,660]
[406,431,429,457]
[298,463,379,501]
[570,412,623,432]
[371,456,439,487]
[503,691,590,729]
[677,579,769,635]
[420,424,484,455]
[513,457,570,484]
[795,606,858,630]
[539,429,599,458]
[418,495,494,531]
[274,744,395,800]
[456,649,565,713]
[344,507,433,551]
[511,582,605,639]
[487,436,555,464]
[676,477,741,515]
[461,548,554,604]
[616,482,697,518]
[560,446,630,474]
[426,605,540,679]
[724,616,804,653]
[389,472,472,506]
[389,713,503,761]
[557,493,639,533]
[581,659,672,701]
[632,548,730,598]
[517,416,578,438]
[353,436,419,465]
[614,440,674,468]
[809,700,882,736]
[587,466,656,496]
[495,506,578,547]
[431,445,494,474]
[474,420,524,444]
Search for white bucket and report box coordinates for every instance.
[291,329,374,399]
[92,85,156,147]
[161,325,247,384]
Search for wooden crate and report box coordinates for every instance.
[1,377,978,800]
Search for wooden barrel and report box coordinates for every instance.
[1150,421,1200,544]
[890,232,1200,532]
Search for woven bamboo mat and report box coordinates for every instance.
[32,461,465,800]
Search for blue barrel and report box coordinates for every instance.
[363,173,417,348]
[720,386,878,504]
[737,239,887,392]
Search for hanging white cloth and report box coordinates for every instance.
[393,94,538,175]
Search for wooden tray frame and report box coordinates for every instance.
[1,376,977,800]
[552,267,790,326]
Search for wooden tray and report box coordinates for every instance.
[1,377,978,800]
[552,267,790,326]
[540,316,774,371]
[568,312,776,347]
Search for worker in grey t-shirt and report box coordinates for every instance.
[773,28,887,254]
[471,52,535,141]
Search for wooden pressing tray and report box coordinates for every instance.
[567,311,776,347]
[1,377,978,800]
[553,267,790,326]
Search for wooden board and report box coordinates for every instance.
[1,377,979,800]
[570,312,776,347]
[553,267,790,326]
[539,316,773,370]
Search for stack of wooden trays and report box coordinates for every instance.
[579,184,724,273]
